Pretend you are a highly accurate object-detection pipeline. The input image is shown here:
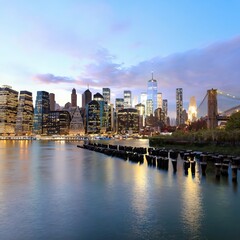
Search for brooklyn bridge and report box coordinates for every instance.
[197,89,240,129]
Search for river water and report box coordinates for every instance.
[0,139,239,240]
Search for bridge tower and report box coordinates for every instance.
[207,89,218,129]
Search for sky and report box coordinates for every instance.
[1,0,240,118]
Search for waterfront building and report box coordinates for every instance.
[102,88,110,104]
[93,93,106,133]
[82,89,92,109]
[15,91,34,135]
[47,111,71,135]
[71,88,77,107]
[115,98,124,112]
[117,108,139,134]
[176,88,183,126]
[33,91,50,135]
[49,93,56,111]
[157,92,162,109]
[69,107,85,135]
[188,96,197,122]
[124,90,132,108]
[86,100,100,134]
[147,74,158,114]
[0,85,18,135]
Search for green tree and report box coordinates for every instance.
[225,111,240,131]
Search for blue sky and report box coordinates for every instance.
[1,0,240,117]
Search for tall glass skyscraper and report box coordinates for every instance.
[102,88,110,104]
[0,85,18,135]
[15,91,34,135]
[33,91,50,134]
[147,74,158,115]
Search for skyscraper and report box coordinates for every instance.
[49,93,56,111]
[157,92,162,109]
[86,100,100,134]
[15,91,34,135]
[115,98,124,112]
[176,88,183,126]
[71,88,77,107]
[188,96,197,122]
[0,85,18,135]
[124,90,132,108]
[93,93,106,132]
[33,91,50,134]
[102,88,110,104]
[162,99,168,123]
[147,74,158,114]
[82,89,92,109]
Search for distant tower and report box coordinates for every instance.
[71,88,77,107]
[147,73,158,114]
[82,89,92,109]
[33,91,50,134]
[124,90,132,108]
[15,91,34,135]
[0,85,18,135]
[49,93,56,111]
[102,88,110,104]
[176,88,183,126]
[162,99,168,124]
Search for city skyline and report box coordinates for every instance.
[1,1,240,116]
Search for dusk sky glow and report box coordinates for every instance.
[1,0,240,117]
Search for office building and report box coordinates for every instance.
[102,88,110,104]
[33,91,50,135]
[82,89,92,109]
[86,100,101,134]
[115,98,124,112]
[146,99,153,116]
[188,96,197,122]
[124,90,132,108]
[162,99,168,124]
[69,107,85,135]
[0,85,18,135]
[157,92,162,109]
[117,108,139,134]
[15,91,34,135]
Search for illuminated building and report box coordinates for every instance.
[0,85,18,135]
[102,88,110,104]
[146,99,153,116]
[176,88,183,126]
[157,92,162,109]
[47,111,71,135]
[117,108,139,134]
[71,88,77,107]
[33,91,50,135]
[188,96,197,122]
[124,90,132,108]
[147,74,158,114]
[15,91,34,135]
[86,100,100,134]
[135,103,145,128]
[49,93,56,111]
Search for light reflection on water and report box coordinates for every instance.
[0,140,239,240]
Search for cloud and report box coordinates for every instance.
[34,73,76,84]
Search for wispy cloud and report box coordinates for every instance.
[34,73,76,84]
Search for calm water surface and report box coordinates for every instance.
[0,139,239,240]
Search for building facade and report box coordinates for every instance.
[82,89,92,109]
[15,91,34,135]
[49,93,56,111]
[69,107,85,135]
[71,88,77,107]
[115,98,124,112]
[117,108,139,134]
[102,88,110,104]
[0,85,18,135]
[86,100,100,134]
